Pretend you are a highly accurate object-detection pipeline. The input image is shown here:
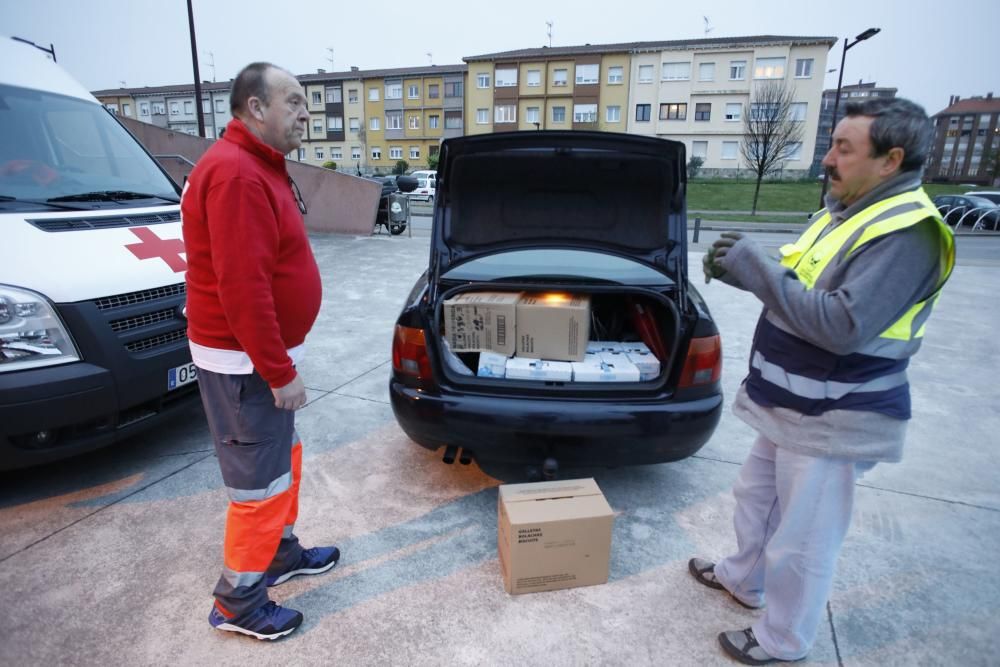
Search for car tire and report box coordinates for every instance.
[427,196,434,206]
[390,224,406,235]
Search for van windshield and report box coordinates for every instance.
[0,84,178,209]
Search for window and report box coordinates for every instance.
[553,69,568,86]
[725,103,742,121]
[445,81,462,97]
[140,102,149,116]
[575,64,598,84]
[429,145,439,157]
[754,57,786,79]
[729,60,746,80]
[476,108,489,124]
[783,142,803,161]
[370,117,380,131]
[635,104,651,122]
[351,146,361,160]
[408,84,420,99]
[794,58,813,78]
[750,103,779,121]
[409,146,420,159]
[153,102,166,115]
[552,106,566,123]
[105,103,118,114]
[661,62,690,81]
[348,89,358,104]
[349,117,360,131]
[215,99,225,113]
[170,102,179,115]
[495,69,517,87]
[606,105,621,123]
[297,148,306,160]
[692,141,708,159]
[202,100,211,114]
[386,111,402,130]
[695,103,711,121]
[314,147,324,160]
[428,84,439,99]
[385,83,402,99]
[327,116,343,131]
[444,110,462,129]
[722,141,739,159]
[608,66,623,84]
[526,107,540,124]
[638,65,654,83]
[331,147,342,160]
[312,91,322,105]
[659,103,687,120]
[429,114,440,129]
[574,104,597,123]
[495,104,516,123]
[527,70,541,87]
[477,73,491,88]
[699,62,715,82]
[390,146,403,160]
[371,147,381,160]
[408,115,420,129]
[313,119,323,133]
[326,87,342,103]
[120,103,131,116]
[789,102,807,122]
[369,88,379,102]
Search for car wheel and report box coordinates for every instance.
[390,224,405,235]
[427,196,434,206]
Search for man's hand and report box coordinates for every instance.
[711,231,745,263]
[272,374,307,411]
[703,248,726,284]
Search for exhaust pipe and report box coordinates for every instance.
[442,445,458,464]
[459,449,473,465]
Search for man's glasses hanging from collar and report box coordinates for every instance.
[288,177,308,215]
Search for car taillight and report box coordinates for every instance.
[678,335,722,387]
[392,325,434,379]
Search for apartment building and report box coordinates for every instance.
[466,36,834,177]
[925,93,1000,185]
[296,64,466,173]
[94,82,232,138]
[811,81,897,175]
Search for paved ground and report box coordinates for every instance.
[2,230,998,666]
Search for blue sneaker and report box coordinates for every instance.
[208,601,303,640]
[266,545,340,587]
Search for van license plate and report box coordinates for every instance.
[168,362,198,390]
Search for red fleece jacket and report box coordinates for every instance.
[182,119,321,388]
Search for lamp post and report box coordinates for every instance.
[818,27,880,207]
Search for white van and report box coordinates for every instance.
[0,37,199,469]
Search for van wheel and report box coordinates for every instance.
[427,196,434,206]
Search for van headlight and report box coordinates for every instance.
[0,285,81,373]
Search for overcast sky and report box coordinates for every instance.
[3,0,997,114]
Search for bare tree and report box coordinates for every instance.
[740,80,804,214]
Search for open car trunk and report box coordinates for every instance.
[429,283,688,393]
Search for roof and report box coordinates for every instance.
[934,97,1000,117]
[92,81,231,97]
[297,63,466,82]
[464,35,837,61]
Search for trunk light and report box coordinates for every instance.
[678,335,722,387]
[392,324,434,380]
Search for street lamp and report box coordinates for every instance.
[818,27,881,207]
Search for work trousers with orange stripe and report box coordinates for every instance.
[197,368,306,617]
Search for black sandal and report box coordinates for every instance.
[719,628,795,665]
[688,558,763,610]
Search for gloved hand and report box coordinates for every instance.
[703,232,745,284]
[703,248,726,284]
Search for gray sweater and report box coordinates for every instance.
[717,171,946,462]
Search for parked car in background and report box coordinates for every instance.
[389,131,723,479]
[965,191,1000,205]
[933,194,1000,230]
[407,170,436,204]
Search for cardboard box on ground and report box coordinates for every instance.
[498,478,614,594]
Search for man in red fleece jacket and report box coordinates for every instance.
[183,62,339,641]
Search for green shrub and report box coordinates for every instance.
[321,160,337,170]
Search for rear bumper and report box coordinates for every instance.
[390,379,722,467]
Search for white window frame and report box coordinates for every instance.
[327,116,343,131]
[754,57,786,79]
[409,146,420,160]
[369,88,380,102]
[661,62,691,81]
[575,64,598,84]
[140,102,150,116]
[789,102,807,122]
[795,58,814,78]
[214,99,225,113]
[573,103,597,123]
[169,102,179,115]
[725,103,742,121]
[444,110,463,129]
[297,147,306,160]
[348,89,358,104]
[526,107,540,124]
[386,112,403,130]
[331,147,342,160]
[385,83,403,99]
[183,101,192,114]
[351,146,361,160]
[495,104,516,123]
[201,99,211,114]
[311,91,322,105]
[552,106,566,123]
[408,115,420,129]
[638,64,654,83]
[783,142,803,161]
[692,140,708,159]
[606,105,621,123]
[729,60,746,81]
[371,147,381,160]
[477,73,491,89]
[389,146,403,160]
[552,69,568,86]
[314,147,324,160]
[698,62,715,82]
[607,66,623,84]
[429,114,440,129]
[312,119,323,133]
[370,117,380,131]
[526,70,541,87]
[476,108,489,124]
[349,117,360,131]
[495,68,518,87]
[326,87,342,103]
[721,141,739,159]
[408,84,420,99]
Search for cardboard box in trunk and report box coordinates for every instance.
[515,293,590,362]
[497,478,614,595]
[443,292,520,356]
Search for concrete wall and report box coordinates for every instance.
[120,117,379,235]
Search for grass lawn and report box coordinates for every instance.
[687,179,996,215]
